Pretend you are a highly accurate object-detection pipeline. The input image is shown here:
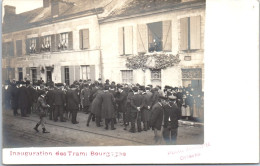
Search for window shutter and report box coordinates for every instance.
[69,66,75,84]
[51,34,56,52]
[61,66,65,83]
[10,42,14,56]
[163,20,172,52]
[68,31,73,50]
[124,26,133,55]
[79,30,83,49]
[56,34,60,51]
[137,24,148,53]
[39,37,44,52]
[82,29,89,49]
[190,15,201,50]
[16,40,22,56]
[89,65,95,82]
[180,17,188,51]
[36,37,40,53]
[118,27,124,55]
[25,39,30,55]
[75,66,80,81]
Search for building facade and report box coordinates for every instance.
[2,0,205,91]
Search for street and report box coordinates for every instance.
[2,109,204,148]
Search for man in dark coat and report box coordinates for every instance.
[150,96,165,142]
[66,85,80,124]
[88,87,103,127]
[17,82,30,117]
[129,86,144,133]
[81,84,91,114]
[27,84,36,114]
[162,96,181,144]
[10,83,19,116]
[45,86,55,120]
[53,85,66,122]
[140,86,153,131]
[115,85,128,126]
[101,86,116,130]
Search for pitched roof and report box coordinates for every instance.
[100,0,205,22]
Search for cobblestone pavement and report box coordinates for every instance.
[2,109,204,148]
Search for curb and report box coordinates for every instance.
[178,120,204,126]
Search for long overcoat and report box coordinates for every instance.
[66,89,79,110]
[101,91,115,119]
[116,90,128,113]
[17,86,30,109]
[149,102,164,130]
[91,90,103,115]
[81,88,91,107]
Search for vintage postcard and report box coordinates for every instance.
[1,0,259,164]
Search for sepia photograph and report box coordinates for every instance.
[2,0,205,148]
[1,0,259,165]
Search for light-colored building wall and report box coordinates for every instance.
[100,6,205,89]
[2,15,101,83]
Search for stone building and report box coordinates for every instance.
[2,0,205,91]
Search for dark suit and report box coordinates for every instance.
[162,102,181,144]
[17,86,30,116]
[10,85,19,115]
[116,90,128,125]
[101,91,116,129]
[81,88,91,113]
[141,92,152,130]
[66,89,80,124]
[150,102,164,130]
[129,93,143,132]
[53,88,66,121]
[46,89,55,120]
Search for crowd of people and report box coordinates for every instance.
[2,78,204,144]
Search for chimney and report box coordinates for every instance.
[3,5,16,25]
[43,0,50,8]
[51,0,61,17]
[4,5,16,15]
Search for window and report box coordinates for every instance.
[79,29,89,50]
[121,70,133,83]
[41,36,51,52]
[29,38,37,53]
[58,32,73,50]
[151,69,161,80]
[65,67,70,85]
[2,42,14,57]
[148,22,163,52]
[137,21,172,53]
[81,65,90,80]
[16,40,22,56]
[118,26,133,55]
[182,68,202,91]
[180,16,201,51]
[31,68,37,84]
[18,68,23,81]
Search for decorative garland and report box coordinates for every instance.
[126,52,181,70]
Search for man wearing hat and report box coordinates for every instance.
[162,95,180,145]
[115,84,128,126]
[81,83,91,114]
[149,96,166,143]
[34,90,50,133]
[17,81,30,117]
[66,84,80,124]
[129,86,143,133]
[101,86,116,130]
[53,83,66,122]
[140,86,153,131]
